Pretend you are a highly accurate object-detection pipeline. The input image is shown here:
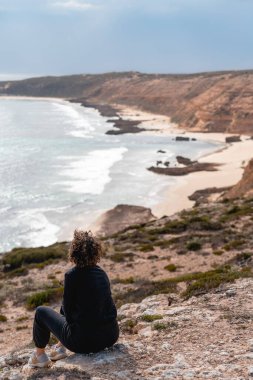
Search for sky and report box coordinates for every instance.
[0,0,252,77]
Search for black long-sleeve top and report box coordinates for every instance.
[60,265,117,326]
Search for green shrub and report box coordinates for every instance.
[114,279,177,307]
[113,277,135,284]
[213,250,224,256]
[16,325,28,331]
[223,240,245,251]
[153,239,175,249]
[2,242,68,272]
[16,316,29,322]
[187,215,222,231]
[141,314,163,322]
[164,264,177,272]
[26,287,63,310]
[6,267,29,277]
[229,252,252,265]
[153,322,167,330]
[110,252,134,263]
[149,220,187,235]
[139,244,154,252]
[182,267,253,299]
[221,204,253,221]
[186,241,202,251]
[120,319,138,334]
[0,314,7,322]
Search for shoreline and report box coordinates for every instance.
[115,104,253,218]
[1,96,253,247]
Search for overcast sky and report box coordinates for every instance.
[0,0,252,77]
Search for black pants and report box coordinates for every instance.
[33,306,119,353]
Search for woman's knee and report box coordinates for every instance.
[35,306,51,320]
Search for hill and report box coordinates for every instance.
[1,70,253,134]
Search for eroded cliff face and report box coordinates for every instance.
[1,70,253,134]
[225,158,253,199]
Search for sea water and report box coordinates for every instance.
[0,98,219,252]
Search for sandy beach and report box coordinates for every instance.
[116,104,253,218]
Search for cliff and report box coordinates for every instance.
[1,70,253,134]
[224,158,253,199]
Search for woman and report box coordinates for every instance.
[28,230,119,368]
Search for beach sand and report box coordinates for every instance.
[116,104,253,218]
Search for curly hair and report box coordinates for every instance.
[68,230,103,267]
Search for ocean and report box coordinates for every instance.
[0,98,220,253]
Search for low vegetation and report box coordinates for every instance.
[109,252,134,263]
[164,263,177,272]
[140,314,163,322]
[0,314,7,322]
[152,322,168,330]
[120,318,138,334]
[1,242,68,273]
[182,267,253,299]
[26,286,64,310]
[186,240,202,251]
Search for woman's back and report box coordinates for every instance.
[62,265,117,327]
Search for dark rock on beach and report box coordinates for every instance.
[176,156,197,166]
[148,162,219,176]
[71,99,146,134]
[70,99,119,118]
[175,136,190,141]
[106,118,146,135]
[225,135,241,143]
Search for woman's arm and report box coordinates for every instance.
[61,271,76,324]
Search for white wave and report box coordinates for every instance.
[13,209,60,248]
[67,130,93,139]
[58,147,128,194]
[52,102,95,137]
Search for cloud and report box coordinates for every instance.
[51,0,97,11]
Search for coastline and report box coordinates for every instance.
[1,95,253,245]
[115,104,253,218]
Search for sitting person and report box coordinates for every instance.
[28,230,119,368]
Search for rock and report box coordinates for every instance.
[225,135,241,143]
[90,204,156,237]
[176,156,195,166]
[4,355,18,366]
[157,150,166,153]
[226,289,237,297]
[138,326,156,338]
[175,136,190,141]
[249,366,253,377]
[188,186,231,205]
[223,158,253,199]
[148,162,219,176]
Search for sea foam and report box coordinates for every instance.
[58,147,128,194]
